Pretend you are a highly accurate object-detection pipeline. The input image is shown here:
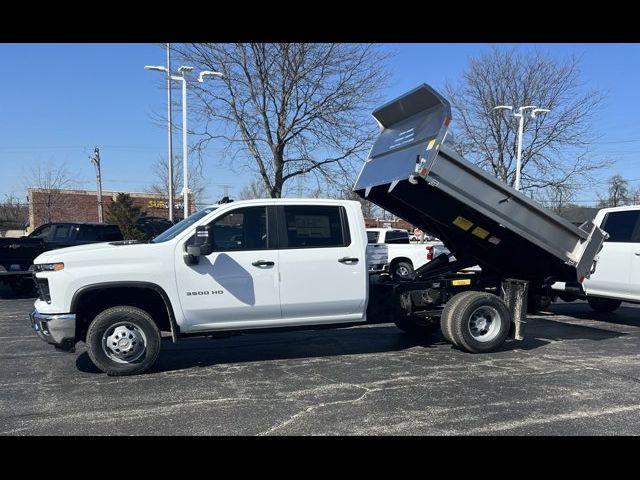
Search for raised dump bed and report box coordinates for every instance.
[354,84,605,283]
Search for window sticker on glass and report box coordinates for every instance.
[290,215,331,238]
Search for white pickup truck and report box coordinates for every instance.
[553,205,640,312]
[29,82,605,376]
[366,228,446,279]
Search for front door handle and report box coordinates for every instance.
[338,257,359,264]
[635,252,640,256]
[252,260,275,267]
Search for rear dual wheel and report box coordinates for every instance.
[440,291,511,353]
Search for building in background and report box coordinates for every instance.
[27,188,194,231]
[363,217,413,231]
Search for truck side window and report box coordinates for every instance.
[102,226,124,241]
[601,211,640,243]
[53,225,71,240]
[367,231,380,243]
[385,230,410,244]
[29,225,52,239]
[210,206,268,251]
[77,225,98,241]
[283,206,350,248]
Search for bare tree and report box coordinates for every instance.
[171,43,391,198]
[237,177,269,200]
[535,181,578,214]
[25,160,77,224]
[598,174,632,208]
[333,187,381,219]
[147,156,206,212]
[445,47,608,200]
[0,194,29,234]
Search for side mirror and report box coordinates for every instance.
[185,225,214,265]
[188,225,214,257]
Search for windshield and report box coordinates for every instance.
[367,231,380,243]
[151,206,218,243]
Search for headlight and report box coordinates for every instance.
[34,263,65,272]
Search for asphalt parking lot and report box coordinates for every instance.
[2,285,640,435]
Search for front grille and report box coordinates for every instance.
[34,277,51,303]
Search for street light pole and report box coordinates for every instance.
[514,108,526,191]
[146,64,223,219]
[171,66,193,218]
[166,44,174,223]
[494,105,550,191]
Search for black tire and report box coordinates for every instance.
[558,292,578,303]
[392,261,414,280]
[9,278,36,296]
[86,306,161,376]
[587,297,622,313]
[527,293,552,313]
[444,291,511,353]
[440,291,479,347]
[394,315,440,336]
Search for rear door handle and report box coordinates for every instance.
[252,260,275,267]
[338,257,359,264]
[635,253,640,256]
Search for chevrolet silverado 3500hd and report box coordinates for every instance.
[30,83,605,375]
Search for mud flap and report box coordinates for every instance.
[501,279,529,340]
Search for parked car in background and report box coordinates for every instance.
[366,228,448,279]
[136,216,174,240]
[552,205,640,312]
[0,222,123,295]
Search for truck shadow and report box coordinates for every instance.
[499,317,627,351]
[547,302,640,329]
[75,325,444,374]
[75,310,633,374]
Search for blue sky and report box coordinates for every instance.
[1,43,639,206]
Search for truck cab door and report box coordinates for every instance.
[277,204,367,324]
[586,209,640,300]
[174,205,281,332]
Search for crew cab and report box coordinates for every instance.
[1,222,123,295]
[31,200,377,374]
[30,82,605,377]
[366,228,447,279]
[553,205,640,312]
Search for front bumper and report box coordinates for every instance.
[30,310,76,351]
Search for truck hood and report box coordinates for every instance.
[34,241,150,264]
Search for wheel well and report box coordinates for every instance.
[390,257,413,268]
[74,287,172,342]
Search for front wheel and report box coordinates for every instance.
[440,291,511,353]
[587,297,621,313]
[86,306,161,376]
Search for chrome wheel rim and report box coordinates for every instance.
[396,265,411,277]
[102,322,147,364]
[467,306,502,342]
